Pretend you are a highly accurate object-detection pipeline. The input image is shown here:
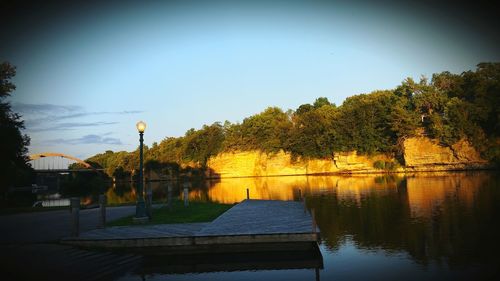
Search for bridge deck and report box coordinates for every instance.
[62,200,319,253]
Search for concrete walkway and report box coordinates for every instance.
[0,205,140,244]
[0,205,148,280]
[0,201,321,279]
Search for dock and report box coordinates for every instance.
[61,200,320,254]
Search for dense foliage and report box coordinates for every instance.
[88,63,500,178]
[0,62,33,196]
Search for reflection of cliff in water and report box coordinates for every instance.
[201,174,403,203]
[306,172,500,268]
[199,172,499,267]
[103,171,499,269]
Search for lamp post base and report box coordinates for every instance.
[135,200,148,223]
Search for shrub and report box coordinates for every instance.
[373,160,385,170]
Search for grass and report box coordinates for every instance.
[107,200,235,226]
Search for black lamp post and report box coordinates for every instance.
[135,120,147,220]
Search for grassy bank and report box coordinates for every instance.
[108,200,234,226]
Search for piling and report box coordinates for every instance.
[146,181,153,219]
[167,183,173,210]
[98,194,106,228]
[70,197,80,237]
[183,182,190,207]
[311,208,317,233]
[246,188,250,200]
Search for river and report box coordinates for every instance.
[92,171,498,280]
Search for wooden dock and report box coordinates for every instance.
[61,200,320,254]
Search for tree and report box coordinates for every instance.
[83,63,500,170]
[223,107,292,153]
[182,122,225,166]
[334,91,397,154]
[287,100,337,158]
[0,62,33,196]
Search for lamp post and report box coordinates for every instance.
[134,120,148,221]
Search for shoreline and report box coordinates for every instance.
[204,165,496,180]
[138,164,497,182]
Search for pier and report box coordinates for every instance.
[61,200,320,253]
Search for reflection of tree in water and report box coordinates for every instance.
[187,179,218,202]
[104,177,222,205]
[60,172,108,198]
[113,183,132,197]
[308,172,500,268]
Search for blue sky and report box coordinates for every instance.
[1,0,499,160]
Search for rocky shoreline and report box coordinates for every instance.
[202,137,492,178]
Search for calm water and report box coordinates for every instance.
[110,171,499,281]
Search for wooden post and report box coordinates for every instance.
[167,183,173,210]
[246,188,250,200]
[98,194,106,228]
[183,182,189,207]
[311,208,316,233]
[298,188,302,201]
[70,197,80,237]
[183,187,189,207]
[146,181,152,219]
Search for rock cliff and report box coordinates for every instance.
[403,137,488,171]
[206,150,397,178]
[204,137,490,178]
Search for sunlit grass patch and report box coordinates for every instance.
[107,200,234,226]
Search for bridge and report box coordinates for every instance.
[24,152,105,194]
[29,152,103,173]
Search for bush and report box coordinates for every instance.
[385,161,398,171]
[373,160,399,171]
[373,160,385,170]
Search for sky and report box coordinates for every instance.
[1,0,499,160]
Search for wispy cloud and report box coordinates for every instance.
[30,122,119,132]
[44,134,123,145]
[12,103,143,131]
[55,110,144,120]
[13,103,83,115]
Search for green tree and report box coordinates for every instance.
[334,91,396,154]
[182,122,225,166]
[287,100,337,158]
[224,107,292,153]
[84,63,500,170]
[0,62,33,196]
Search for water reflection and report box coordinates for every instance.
[107,171,499,279]
[307,172,500,271]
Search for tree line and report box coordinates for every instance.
[0,62,33,202]
[88,63,499,178]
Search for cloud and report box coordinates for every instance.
[44,134,123,145]
[30,121,119,132]
[12,103,83,115]
[12,103,143,131]
[55,110,144,120]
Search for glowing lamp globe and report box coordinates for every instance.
[136,121,147,133]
